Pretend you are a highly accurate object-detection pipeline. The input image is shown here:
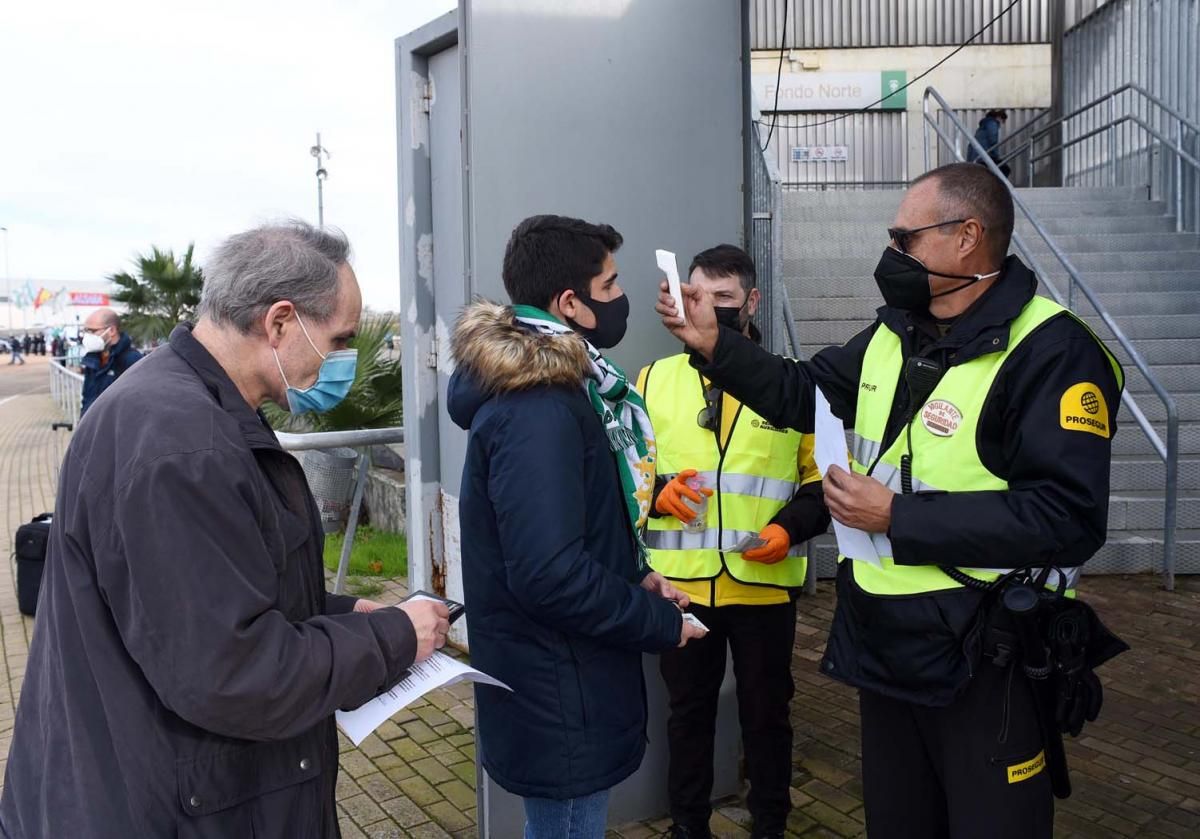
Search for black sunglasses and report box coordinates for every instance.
[887,219,968,255]
[696,386,722,431]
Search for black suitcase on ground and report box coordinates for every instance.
[15,513,53,616]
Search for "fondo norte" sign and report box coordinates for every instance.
[754,71,907,112]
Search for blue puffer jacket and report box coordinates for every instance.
[447,301,682,800]
[967,115,1003,163]
[80,332,142,416]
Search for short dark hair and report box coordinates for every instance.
[501,215,623,309]
[688,244,757,293]
[912,162,1014,265]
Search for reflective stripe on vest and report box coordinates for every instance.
[642,354,809,588]
[849,296,1122,596]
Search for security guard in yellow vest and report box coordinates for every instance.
[639,246,830,839]
[654,165,1126,839]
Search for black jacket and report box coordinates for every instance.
[1,324,418,839]
[80,331,142,415]
[694,257,1123,704]
[448,302,682,800]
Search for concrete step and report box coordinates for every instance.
[784,271,1200,299]
[1109,492,1200,531]
[1111,422,1200,456]
[1020,233,1200,253]
[1083,314,1200,340]
[782,199,1170,222]
[1022,215,1179,235]
[799,529,1200,578]
[1116,391,1200,422]
[785,250,1200,277]
[1109,455,1200,492]
[1083,530,1200,576]
[784,216,1180,242]
[791,292,1200,322]
[1124,364,1200,394]
[1012,186,1150,201]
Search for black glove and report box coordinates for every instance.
[1047,598,1126,737]
[1055,666,1103,737]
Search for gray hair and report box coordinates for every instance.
[198,220,351,333]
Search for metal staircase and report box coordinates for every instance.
[757,86,1200,588]
[779,185,1199,581]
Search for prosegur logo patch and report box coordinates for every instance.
[1007,750,1046,784]
[1060,382,1110,438]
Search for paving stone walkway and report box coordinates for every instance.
[1,390,1198,837]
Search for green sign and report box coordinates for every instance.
[880,71,907,110]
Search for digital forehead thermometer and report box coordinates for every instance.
[656,249,686,325]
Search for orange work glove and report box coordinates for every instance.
[655,469,714,523]
[742,523,791,564]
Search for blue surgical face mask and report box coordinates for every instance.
[272,314,358,414]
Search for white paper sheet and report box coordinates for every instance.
[656,249,686,325]
[336,651,511,746]
[814,386,882,566]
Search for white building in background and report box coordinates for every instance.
[1,278,126,338]
[749,0,1057,188]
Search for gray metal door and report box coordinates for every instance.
[427,44,471,645]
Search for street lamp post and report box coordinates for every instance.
[310,133,331,229]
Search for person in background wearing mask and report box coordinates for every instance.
[637,245,829,839]
[656,164,1126,839]
[79,309,142,416]
[449,214,707,839]
[2,222,449,839]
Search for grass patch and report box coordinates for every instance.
[323,526,408,579]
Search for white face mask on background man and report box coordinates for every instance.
[81,326,111,355]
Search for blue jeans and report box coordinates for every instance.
[523,789,610,839]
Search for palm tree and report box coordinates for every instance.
[109,244,204,343]
[265,315,403,433]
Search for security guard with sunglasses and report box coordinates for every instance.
[638,245,830,839]
[655,165,1127,839]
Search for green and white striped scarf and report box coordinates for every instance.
[513,305,657,566]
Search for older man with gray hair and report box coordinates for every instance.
[2,221,448,839]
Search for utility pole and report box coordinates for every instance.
[310,133,331,228]
[0,227,10,330]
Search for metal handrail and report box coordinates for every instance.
[922,85,1181,591]
[751,114,818,596]
[1021,112,1200,234]
[994,82,1200,167]
[278,426,405,595]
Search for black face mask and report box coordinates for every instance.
[714,300,750,332]
[565,290,630,349]
[873,247,1001,312]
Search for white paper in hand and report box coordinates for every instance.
[656,249,686,325]
[336,651,510,747]
[681,611,710,633]
[814,386,882,566]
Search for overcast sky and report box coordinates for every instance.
[1,0,456,311]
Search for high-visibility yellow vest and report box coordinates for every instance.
[641,353,809,588]
[848,296,1123,596]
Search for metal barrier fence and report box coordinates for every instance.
[749,114,819,596]
[276,427,405,595]
[48,357,83,430]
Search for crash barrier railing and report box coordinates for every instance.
[923,85,1181,591]
[276,427,405,595]
[992,83,1200,234]
[48,357,84,431]
[751,115,820,596]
